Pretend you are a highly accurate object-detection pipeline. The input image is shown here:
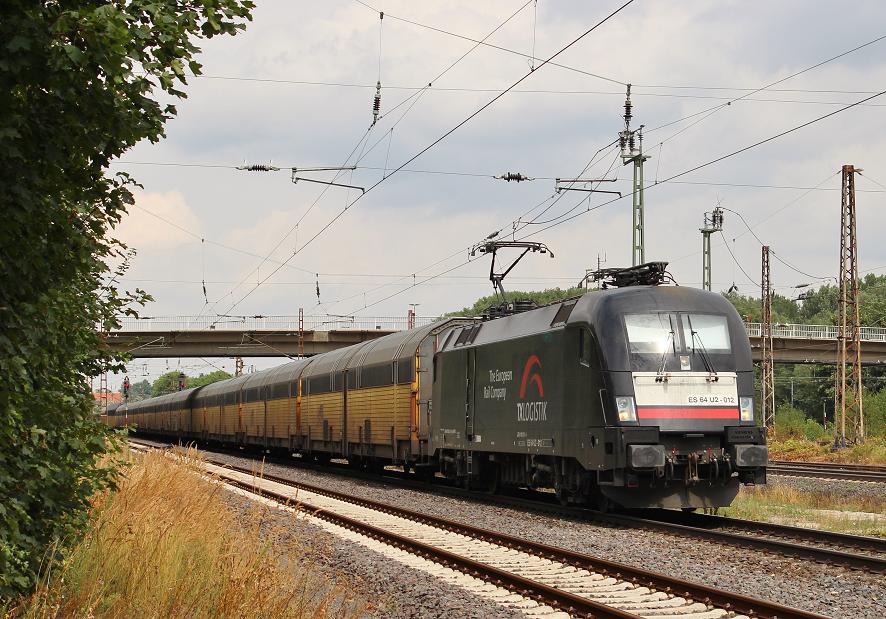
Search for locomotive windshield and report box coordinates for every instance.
[624,313,674,354]
[681,314,731,353]
[624,312,732,355]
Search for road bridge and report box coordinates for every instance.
[745,323,886,365]
[104,315,437,358]
[104,316,886,364]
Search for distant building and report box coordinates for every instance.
[93,390,122,409]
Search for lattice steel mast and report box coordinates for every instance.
[760,246,775,431]
[837,164,864,445]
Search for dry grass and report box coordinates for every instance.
[721,484,886,536]
[7,447,363,619]
[768,436,886,464]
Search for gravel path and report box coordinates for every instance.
[203,450,885,619]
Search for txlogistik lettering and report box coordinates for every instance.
[516,401,547,422]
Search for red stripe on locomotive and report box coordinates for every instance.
[636,406,739,419]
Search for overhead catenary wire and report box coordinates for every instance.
[291,34,886,314]
[523,89,886,241]
[354,0,626,86]
[217,0,638,321]
[182,74,886,106]
[529,0,539,71]
[332,148,620,314]
[200,125,377,323]
[130,203,315,275]
[212,0,536,322]
[668,171,842,266]
[354,0,535,172]
[720,230,759,287]
[111,159,886,194]
[321,127,619,313]
[652,33,886,152]
[348,87,886,312]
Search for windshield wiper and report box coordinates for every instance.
[656,330,674,382]
[690,329,718,381]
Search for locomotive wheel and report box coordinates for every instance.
[593,492,612,513]
[555,484,571,506]
[483,463,501,495]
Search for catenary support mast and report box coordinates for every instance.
[700,207,724,291]
[837,164,864,445]
[618,85,650,266]
[760,246,775,431]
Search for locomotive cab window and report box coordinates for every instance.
[624,313,677,354]
[579,328,594,367]
[681,314,731,353]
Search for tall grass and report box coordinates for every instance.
[769,436,886,464]
[722,484,886,536]
[7,448,361,618]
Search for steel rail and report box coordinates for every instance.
[767,461,886,483]
[220,474,638,619]
[215,461,825,619]
[127,437,885,572]
[769,460,886,472]
[638,509,886,555]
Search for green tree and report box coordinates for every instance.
[190,370,233,388]
[447,287,587,317]
[128,379,152,402]
[0,0,253,600]
[151,371,188,397]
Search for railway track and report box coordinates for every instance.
[208,457,825,619]
[767,460,886,483]
[127,437,886,574]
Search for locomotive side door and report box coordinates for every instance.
[465,347,476,441]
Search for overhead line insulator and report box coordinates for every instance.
[372,80,382,126]
[495,172,533,182]
[236,163,280,172]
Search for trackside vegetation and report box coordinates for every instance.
[7,449,361,618]
[0,0,253,601]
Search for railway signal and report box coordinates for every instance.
[122,375,130,402]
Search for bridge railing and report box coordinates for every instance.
[109,316,886,342]
[112,315,440,332]
[744,322,886,343]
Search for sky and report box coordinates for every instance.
[102,0,886,389]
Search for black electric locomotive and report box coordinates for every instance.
[432,263,767,509]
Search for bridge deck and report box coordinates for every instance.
[104,317,886,363]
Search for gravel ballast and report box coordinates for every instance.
[222,488,526,619]
[135,439,885,618]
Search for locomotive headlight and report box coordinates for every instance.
[739,397,754,422]
[615,396,637,422]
